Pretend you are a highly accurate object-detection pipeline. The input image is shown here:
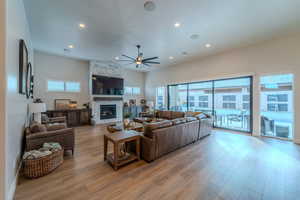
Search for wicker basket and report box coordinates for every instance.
[23,149,64,178]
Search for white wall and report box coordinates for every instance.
[34,51,90,110]
[0,0,6,199]
[34,51,146,109]
[122,69,146,103]
[145,34,300,142]
[5,0,33,199]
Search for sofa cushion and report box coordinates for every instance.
[185,111,202,117]
[171,111,185,119]
[144,120,173,138]
[171,118,187,125]
[157,111,172,119]
[185,117,198,122]
[30,122,47,134]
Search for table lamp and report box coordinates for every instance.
[29,103,46,123]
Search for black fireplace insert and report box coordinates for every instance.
[100,105,116,120]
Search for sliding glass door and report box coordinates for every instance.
[213,77,252,132]
[167,76,252,133]
[188,82,213,115]
[168,84,188,111]
[260,74,293,139]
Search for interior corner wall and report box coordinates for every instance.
[145,34,300,142]
[5,0,33,199]
[33,51,90,110]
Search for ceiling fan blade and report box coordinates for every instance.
[118,60,134,62]
[142,57,159,62]
[143,63,151,67]
[122,54,136,61]
[143,61,160,64]
[136,64,139,68]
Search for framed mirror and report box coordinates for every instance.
[26,62,33,99]
[19,39,28,95]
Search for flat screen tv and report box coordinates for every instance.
[92,75,124,95]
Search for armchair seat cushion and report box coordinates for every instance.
[46,123,67,131]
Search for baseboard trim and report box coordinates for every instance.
[7,162,22,200]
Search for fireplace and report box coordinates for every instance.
[100,105,117,120]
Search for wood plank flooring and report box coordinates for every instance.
[15,125,300,200]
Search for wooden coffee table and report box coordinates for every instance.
[104,130,141,170]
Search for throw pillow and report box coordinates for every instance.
[30,122,47,133]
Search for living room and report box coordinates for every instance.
[1,0,300,200]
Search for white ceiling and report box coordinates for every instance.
[24,0,300,71]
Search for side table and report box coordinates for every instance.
[104,130,141,170]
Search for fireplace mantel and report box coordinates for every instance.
[93,96,123,101]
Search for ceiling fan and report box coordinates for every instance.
[119,45,160,68]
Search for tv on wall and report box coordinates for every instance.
[92,75,124,95]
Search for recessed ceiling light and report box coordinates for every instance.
[144,1,156,11]
[79,23,86,29]
[169,56,174,60]
[115,56,119,60]
[190,34,199,40]
[68,45,74,49]
[205,43,211,48]
[174,22,181,28]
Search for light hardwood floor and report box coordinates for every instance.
[15,125,300,200]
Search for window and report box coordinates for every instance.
[223,95,236,101]
[243,95,250,101]
[243,103,250,110]
[267,104,276,111]
[223,103,236,109]
[47,80,65,92]
[125,87,132,95]
[260,74,294,139]
[267,94,288,102]
[266,94,289,112]
[199,102,208,108]
[189,102,195,107]
[199,96,208,101]
[168,84,188,111]
[267,103,288,112]
[156,87,166,110]
[47,80,81,92]
[125,87,141,95]
[65,82,80,92]
[267,95,277,102]
[278,104,288,112]
[278,94,288,102]
[189,96,195,101]
[132,87,141,95]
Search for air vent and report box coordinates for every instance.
[144,1,156,11]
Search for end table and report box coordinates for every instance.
[104,130,141,170]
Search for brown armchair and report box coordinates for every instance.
[25,122,75,155]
